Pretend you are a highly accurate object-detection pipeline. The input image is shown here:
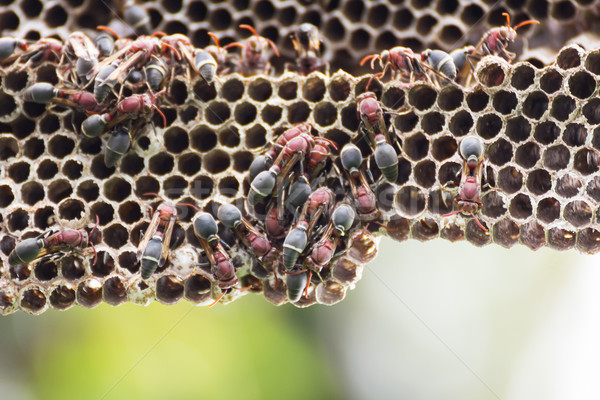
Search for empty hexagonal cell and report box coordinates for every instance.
[36,159,57,180]
[576,228,600,254]
[328,75,352,102]
[526,169,551,195]
[394,111,418,133]
[413,160,436,188]
[101,276,127,306]
[91,201,114,225]
[550,95,576,121]
[288,101,311,123]
[537,197,560,224]
[302,76,326,103]
[61,256,85,281]
[557,46,583,69]
[205,101,231,124]
[476,113,502,139]
[539,68,562,94]
[193,80,216,102]
[440,222,464,242]
[8,160,29,182]
[509,194,532,219]
[574,149,600,175]
[118,251,139,274]
[278,81,298,100]
[522,91,548,119]
[465,219,490,247]
[477,62,506,87]
[234,102,257,125]
[534,121,559,145]
[77,279,103,308]
[34,259,59,281]
[21,181,44,205]
[543,145,570,171]
[466,90,489,112]
[156,275,184,305]
[437,86,463,111]
[584,99,600,125]
[498,166,523,194]
[313,102,337,127]
[77,180,99,202]
[568,71,596,99]
[103,224,128,249]
[8,208,29,231]
[510,64,535,90]
[428,190,453,215]
[411,218,439,242]
[556,174,582,198]
[421,112,444,135]
[56,199,84,223]
[163,127,189,153]
[487,139,513,166]
[515,142,540,168]
[9,262,31,281]
[493,219,519,248]
[403,132,429,161]
[520,221,546,251]
[49,285,76,310]
[103,177,132,202]
[505,116,530,143]
[394,186,426,217]
[92,251,115,277]
[91,155,114,179]
[431,136,457,161]
[190,125,217,152]
[492,90,517,114]
[481,191,506,218]
[547,227,576,251]
[24,137,44,159]
[190,175,214,200]
[585,50,600,76]
[20,287,47,314]
[564,200,592,227]
[407,85,437,111]
[562,124,586,148]
[184,274,212,303]
[586,176,600,201]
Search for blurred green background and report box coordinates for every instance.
[2,237,598,400]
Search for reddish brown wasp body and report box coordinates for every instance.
[228,24,280,76]
[116,89,167,127]
[442,136,488,231]
[474,13,539,62]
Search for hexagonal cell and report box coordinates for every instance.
[556,46,583,70]
[498,166,523,194]
[534,121,559,145]
[0,137,19,161]
[384,215,410,243]
[556,174,582,198]
[221,78,245,102]
[8,208,29,231]
[574,149,600,175]
[477,61,506,87]
[510,64,535,90]
[263,279,287,306]
[568,71,596,99]
[92,251,115,277]
[493,218,519,248]
[61,256,85,281]
[403,132,429,161]
[543,145,570,171]
[520,221,546,251]
[576,228,600,254]
[466,90,489,112]
[262,105,282,125]
[77,279,103,308]
[302,76,326,103]
[492,90,517,114]
[49,285,76,310]
[522,91,548,119]
[34,259,59,281]
[476,113,502,139]
[481,191,506,218]
[509,194,533,219]
[347,231,378,264]
[505,116,530,143]
[431,136,457,161]
[413,160,436,188]
[586,176,600,201]
[487,139,513,166]
[118,251,139,274]
[411,218,439,242]
[440,222,464,242]
[314,102,337,127]
[190,175,214,200]
[20,287,47,314]
[155,275,184,305]
[407,85,437,111]
[184,274,212,303]
[465,219,490,246]
[564,200,592,227]
[234,102,257,125]
[550,95,576,122]
[149,152,174,175]
[421,112,444,135]
[547,227,576,251]
[395,111,418,133]
[21,181,44,206]
[329,75,352,102]
[394,186,426,217]
[437,86,463,111]
[332,258,362,286]
[584,99,600,125]
[288,101,311,123]
[536,197,560,224]
[540,68,562,94]
[278,80,298,100]
[585,50,600,76]
[525,169,551,195]
[515,142,540,168]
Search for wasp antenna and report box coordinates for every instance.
[151,104,167,128]
[470,212,489,232]
[90,242,98,266]
[161,42,181,60]
[207,32,220,48]
[315,137,338,151]
[239,24,259,37]
[266,38,280,57]
[142,192,163,200]
[224,42,244,50]
[441,210,462,218]
[152,31,167,38]
[502,12,511,27]
[90,214,100,237]
[207,290,226,307]
[96,25,119,39]
[365,72,382,92]
[177,202,200,212]
[304,270,312,298]
[514,19,540,31]
[360,54,377,67]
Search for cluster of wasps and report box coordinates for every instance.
[2,13,539,305]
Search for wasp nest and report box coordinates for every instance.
[1,1,600,315]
